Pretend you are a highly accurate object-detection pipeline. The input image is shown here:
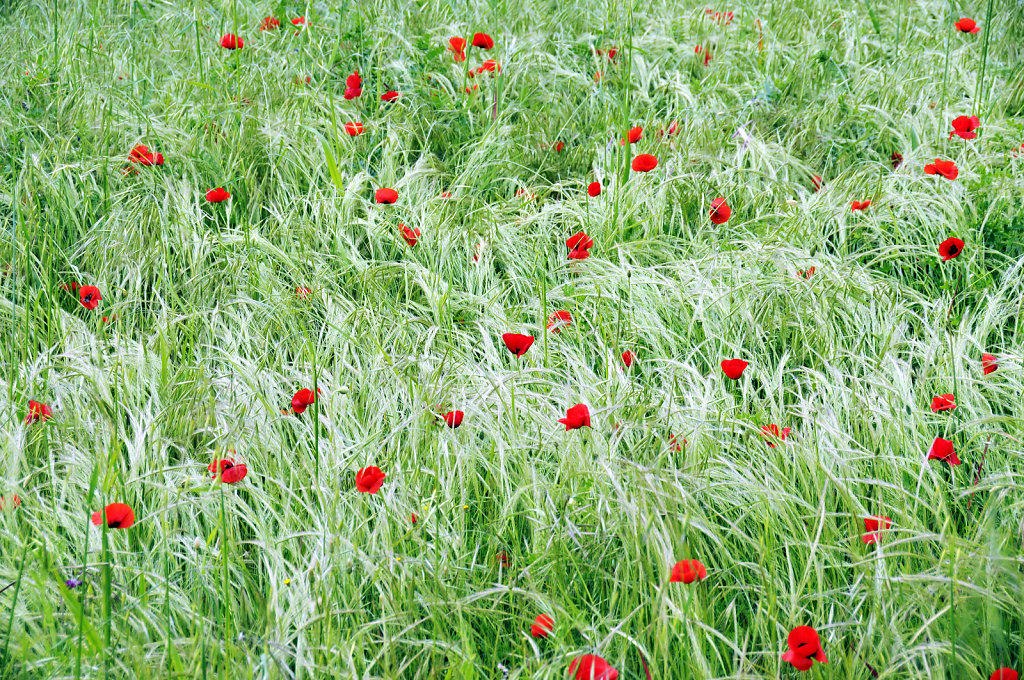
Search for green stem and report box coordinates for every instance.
[1,539,30,669]
[973,0,996,111]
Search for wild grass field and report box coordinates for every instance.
[2,0,1024,677]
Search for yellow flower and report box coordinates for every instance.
[463,504,469,509]
[284,578,291,585]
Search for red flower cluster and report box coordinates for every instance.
[925,158,958,180]
[709,197,731,224]
[129,144,164,166]
[291,388,318,414]
[401,224,421,246]
[219,34,243,49]
[206,187,230,203]
[670,559,707,583]
[209,458,248,484]
[25,399,53,424]
[502,333,534,357]
[631,154,658,172]
[448,37,467,61]
[950,115,980,140]
[344,71,362,99]
[355,466,386,493]
[954,17,981,33]
[559,403,591,430]
[566,231,594,260]
[91,503,135,529]
[862,515,892,544]
[781,626,828,671]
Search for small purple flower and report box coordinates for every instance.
[65,578,83,589]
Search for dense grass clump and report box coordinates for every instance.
[2,0,1024,677]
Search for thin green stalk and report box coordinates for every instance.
[973,0,996,111]
[219,480,231,679]
[101,514,110,680]
[1,539,30,668]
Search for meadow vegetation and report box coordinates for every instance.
[2,0,1024,677]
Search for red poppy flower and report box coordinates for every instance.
[796,266,817,279]
[991,669,1019,680]
[761,424,791,447]
[631,154,658,172]
[443,410,464,428]
[530,613,554,638]
[924,158,958,180]
[345,122,364,136]
[448,36,467,61]
[553,141,565,152]
[476,60,501,75]
[781,626,828,671]
[208,458,248,484]
[593,71,603,82]
[259,16,280,30]
[471,33,494,49]
[566,231,594,260]
[291,388,318,414]
[502,333,535,357]
[472,239,486,263]
[0,495,21,510]
[619,126,643,145]
[291,16,305,25]
[343,70,362,99]
[25,399,52,424]
[621,350,635,368]
[670,559,707,583]
[495,550,511,567]
[355,466,386,493]
[954,17,980,33]
[891,152,903,169]
[982,353,998,375]
[206,187,231,203]
[588,181,601,197]
[950,115,980,140]
[296,286,311,300]
[720,359,748,379]
[695,44,712,65]
[661,120,679,137]
[709,197,731,224]
[401,223,421,246]
[810,175,822,191]
[559,403,591,431]
[91,502,135,529]
[669,434,687,451]
[375,187,398,204]
[219,34,243,49]
[927,436,961,465]
[569,655,618,680]
[410,513,418,524]
[129,144,164,166]
[931,394,956,412]
[381,90,400,102]
[851,200,871,211]
[79,285,102,310]
[939,237,964,261]
[547,310,572,333]
[862,515,892,544]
